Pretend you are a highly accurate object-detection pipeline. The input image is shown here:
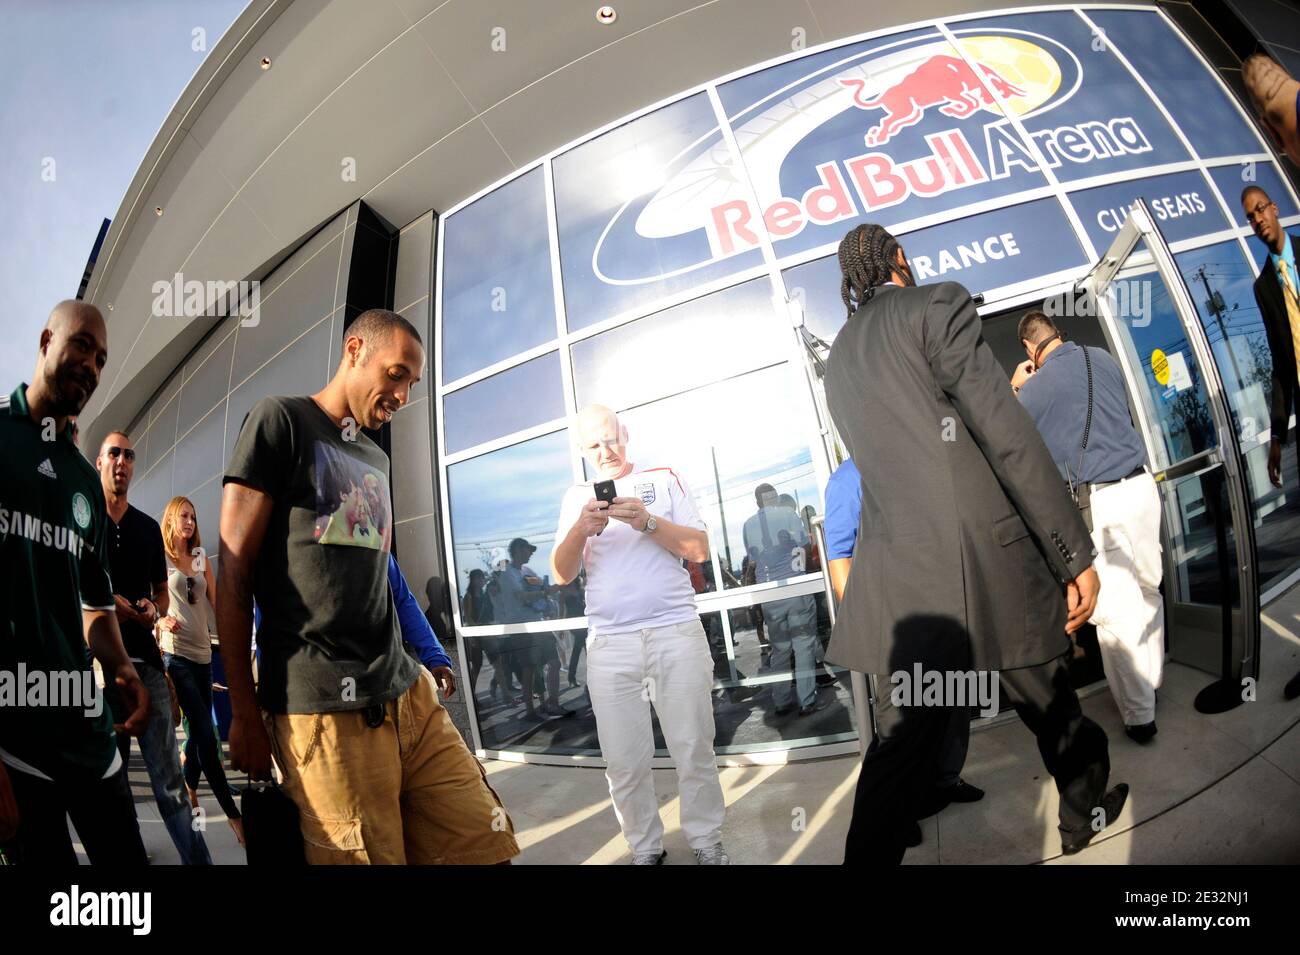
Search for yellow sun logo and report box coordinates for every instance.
[952,35,1063,117]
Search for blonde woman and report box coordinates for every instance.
[158,496,244,846]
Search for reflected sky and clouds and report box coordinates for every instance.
[441,167,557,383]
[571,278,787,411]
[1107,271,1216,471]
[1175,241,1270,440]
[448,430,573,603]
[616,364,823,581]
[443,351,566,455]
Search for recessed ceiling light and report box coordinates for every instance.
[260,57,272,70]
[596,6,617,25]
[107,303,113,311]
[154,206,163,216]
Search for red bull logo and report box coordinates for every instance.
[593,29,1157,284]
[840,54,1027,147]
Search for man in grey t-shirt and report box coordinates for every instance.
[218,309,519,865]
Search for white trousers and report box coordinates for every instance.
[586,618,726,855]
[1088,471,1165,726]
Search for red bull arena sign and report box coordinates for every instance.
[452,7,1289,324]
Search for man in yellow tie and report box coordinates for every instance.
[1244,185,1300,702]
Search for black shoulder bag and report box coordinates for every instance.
[1066,346,1094,533]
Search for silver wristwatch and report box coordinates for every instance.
[641,515,658,534]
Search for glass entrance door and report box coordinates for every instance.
[1078,199,1259,711]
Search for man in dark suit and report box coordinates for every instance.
[824,223,1128,863]
[1244,185,1300,702]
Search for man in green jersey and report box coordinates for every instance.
[0,300,150,864]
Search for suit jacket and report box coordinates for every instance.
[823,281,1096,675]
[1252,234,1300,447]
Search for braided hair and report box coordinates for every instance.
[838,223,909,319]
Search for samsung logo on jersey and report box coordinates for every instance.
[0,506,85,558]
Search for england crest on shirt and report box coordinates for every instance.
[636,483,656,506]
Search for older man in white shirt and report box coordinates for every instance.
[551,404,728,865]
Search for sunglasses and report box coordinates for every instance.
[105,446,136,462]
[185,576,196,605]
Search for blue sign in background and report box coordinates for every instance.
[1068,169,1228,253]
[899,196,1087,292]
[1087,8,1264,161]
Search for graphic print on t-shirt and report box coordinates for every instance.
[312,441,392,552]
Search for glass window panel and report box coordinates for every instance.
[1211,164,1299,232]
[956,11,1191,184]
[1175,241,1300,592]
[447,430,574,611]
[718,26,1053,262]
[441,167,557,382]
[1087,9,1263,160]
[610,364,826,588]
[553,93,764,328]
[783,254,849,343]
[1103,270,1217,470]
[465,610,729,756]
[570,278,787,411]
[720,592,857,751]
[442,351,565,455]
[1244,226,1300,274]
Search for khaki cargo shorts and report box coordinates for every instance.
[265,668,519,864]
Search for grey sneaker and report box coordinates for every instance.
[632,850,666,865]
[694,843,730,865]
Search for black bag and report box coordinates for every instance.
[1066,346,1095,533]
[240,783,306,865]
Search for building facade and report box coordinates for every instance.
[78,1,1300,766]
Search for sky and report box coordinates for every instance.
[0,0,248,392]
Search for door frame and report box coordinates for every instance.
[1076,199,1260,687]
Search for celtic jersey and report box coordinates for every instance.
[0,384,119,781]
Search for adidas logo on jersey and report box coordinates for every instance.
[37,458,57,479]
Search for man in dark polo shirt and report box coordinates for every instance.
[1012,310,1163,743]
[97,429,211,863]
[218,309,519,865]
[0,300,149,864]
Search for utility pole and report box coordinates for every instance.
[711,445,733,576]
[1196,264,1245,402]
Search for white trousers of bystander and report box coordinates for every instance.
[586,617,726,857]
[1088,471,1165,726]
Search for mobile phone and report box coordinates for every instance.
[592,480,616,537]
[594,480,617,506]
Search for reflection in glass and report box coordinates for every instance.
[1177,241,1300,592]
[442,351,565,455]
[570,278,787,412]
[553,93,764,327]
[1104,271,1217,470]
[441,168,557,382]
[447,430,573,609]
[466,612,721,756]
[783,254,851,343]
[1163,469,1239,612]
[611,364,825,587]
[721,592,855,751]
[465,597,856,755]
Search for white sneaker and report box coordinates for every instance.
[632,850,666,865]
[693,843,730,865]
